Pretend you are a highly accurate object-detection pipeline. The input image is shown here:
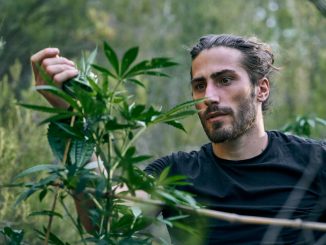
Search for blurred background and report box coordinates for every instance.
[1,0,325,243]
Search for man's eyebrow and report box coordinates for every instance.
[190,76,205,84]
[210,69,237,79]
[191,69,237,84]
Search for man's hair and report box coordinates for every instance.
[190,34,278,111]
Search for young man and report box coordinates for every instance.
[31,34,326,244]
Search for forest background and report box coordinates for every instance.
[0,0,325,243]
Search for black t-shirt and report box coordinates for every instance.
[144,131,326,244]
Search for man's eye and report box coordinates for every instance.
[220,77,232,85]
[194,83,206,91]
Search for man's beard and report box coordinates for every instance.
[199,92,257,143]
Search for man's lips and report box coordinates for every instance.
[205,111,229,120]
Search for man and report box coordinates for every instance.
[31,34,326,244]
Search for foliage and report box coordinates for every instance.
[11,42,202,244]
[281,115,326,137]
[0,226,24,245]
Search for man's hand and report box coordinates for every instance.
[31,48,79,108]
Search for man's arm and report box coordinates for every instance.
[30,48,78,108]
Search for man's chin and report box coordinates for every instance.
[207,128,234,143]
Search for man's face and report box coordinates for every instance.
[191,46,258,143]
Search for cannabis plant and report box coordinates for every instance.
[12,42,201,244]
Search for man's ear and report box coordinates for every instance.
[256,77,270,103]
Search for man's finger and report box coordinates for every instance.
[31,48,60,74]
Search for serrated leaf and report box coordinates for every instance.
[84,48,98,75]
[167,214,190,221]
[125,58,178,77]
[48,122,67,161]
[132,71,169,77]
[316,117,326,126]
[18,103,69,114]
[91,64,116,78]
[164,98,203,115]
[156,190,178,203]
[164,120,186,132]
[69,139,95,167]
[157,167,170,185]
[53,122,84,139]
[14,164,63,180]
[34,85,79,109]
[104,41,120,75]
[1,226,24,243]
[128,155,152,165]
[39,112,77,125]
[121,47,139,76]
[15,188,38,206]
[39,189,48,202]
[29,210,63,219]
[87,76,102,94]
[125,78,145,88]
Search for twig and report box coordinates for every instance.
[44,114,76,245]
[44,190,59,245]
[112,193,326,232]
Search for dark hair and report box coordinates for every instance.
[190,34,278,111]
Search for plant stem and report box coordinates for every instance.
[110,126,147,179]
[44,114,76,245]
[44,190,59,245]
[101,78,123,236]
[60,197,87,245]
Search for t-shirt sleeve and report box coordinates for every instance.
[319,142,326,198]
[144,155,172,177]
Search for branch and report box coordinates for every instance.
[309,0,326,17]
[113,193,326,232]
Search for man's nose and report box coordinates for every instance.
[204,83,220,106]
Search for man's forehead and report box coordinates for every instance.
[191,46,245,77]
[192,46,244,64]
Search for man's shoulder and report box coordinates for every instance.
[268,130,325,148]
[144,143,212,176]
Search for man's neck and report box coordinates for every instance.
[212,124,268,161]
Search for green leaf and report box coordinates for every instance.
[126,78,145,88]
[167,214,190,222]
[69,139,95,167]
[1,226,24,244]
[172,221,200,236]
[38,112,77,125]
[53,122,84,139]
[92,64,116,78]
[126,57,178,77]
[87,76,102,94]
[164,120,186,132]
[164,98,202,115]
[128,155,152,165]
[104,41,120,75]
[157,167,171,186]
[18,103,69,114]
[159,175,189,186]
[39,189,48,202]
[316,117,326,126]
[121,47,139,76]
[34,85,79,109]
[83,48,98,75]
[29,210,63,219]
[132,71,169,77]
[48,122,68,161]
[156,190,178,203]
[15,188,38,206]
[14,164,63,180]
